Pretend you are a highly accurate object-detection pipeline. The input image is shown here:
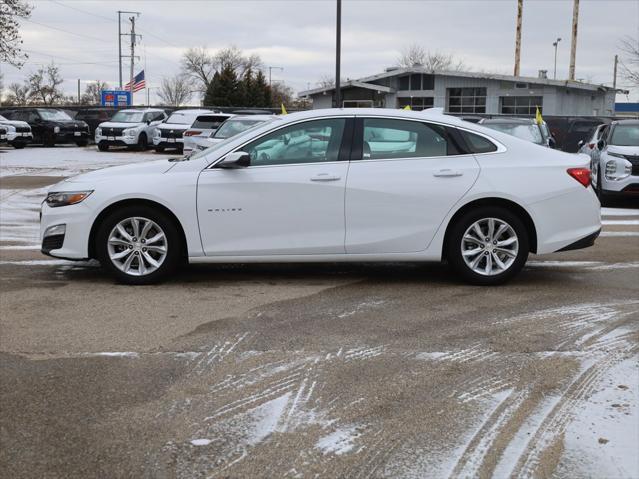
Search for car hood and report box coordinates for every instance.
[157,123,190,131]
[607,145,639,156]
[0,119,30,129]
[58,159,175,187]
[46,119,88,128]
[98,121,143,129]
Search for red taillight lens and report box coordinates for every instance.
[567,167,591,188]
[183,130,201,137]
[588,143,595,149]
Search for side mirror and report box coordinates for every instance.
[146,119,151,125]
[577,140,584,148]
[597,139,606,150]
[215,151,250,169]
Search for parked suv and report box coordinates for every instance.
[0,126,6,145]
[95,108,166,151]
[74,108,115,137]
[152,109,213,152]
[182,113,234,154]
[592,119,639,203]
[0,113,33,148]
[4,108,89,146]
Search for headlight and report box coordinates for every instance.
[604,159,632,181]
[96,127,102,136]
[153,129,160,137]
[45,190,93,208]
[53,126,60,133]
[123,128,136,137]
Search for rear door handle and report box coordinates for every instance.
[310,174,341,182]
[433,169,463,177]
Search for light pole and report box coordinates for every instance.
[552,37,561,80]
[268,66,283,87]
[335,0,341,108]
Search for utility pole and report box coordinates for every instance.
[553,38,561,80]
[117,10,140,90]
[568,0,579,81]
[613,54,618,89]
[514,0,523,77]
[268,66,283,87]
[77,79,80,104]
[335,0,342,107]
[129,15,136,100]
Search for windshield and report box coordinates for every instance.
[166,112,199,125]
[609,124,639,146]
[191,115,230,130]
[483,123,543,144]
[110,111,145,123]
[213,119,266,139]
[39,110,73,121]
[189,118,278,161]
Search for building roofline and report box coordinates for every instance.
[299,67,625,96]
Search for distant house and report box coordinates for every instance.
[300,67,623,117]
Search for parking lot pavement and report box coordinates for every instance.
[1,147,638,478]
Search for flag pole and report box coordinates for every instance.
[145,47,148,107]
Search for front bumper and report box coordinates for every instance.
[7,131,33,143]
[96,134,138,147]
[40,201,93,260]
[153,137,184,149]
[56,131,89,143]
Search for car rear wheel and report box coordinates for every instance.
[98,143,109,152]
[12,142,26,149]
[96,206,181,284]
[136,133,148,151]
[155,146,165,153]
[448,207,529,285]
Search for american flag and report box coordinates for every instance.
[124,70,146,92]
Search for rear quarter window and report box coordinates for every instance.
[459,130,498,153]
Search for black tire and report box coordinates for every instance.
[95,205,182,285]
[596,171,611,207]
[98,143,109,152]
[11,142,26,149]
[43,132,55,147]
[447,206,529,285]
[136,133,148,151]
[155,145,165,153]
[76,140,88,147]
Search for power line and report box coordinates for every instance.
[49,0,116,23]
[23,18,111,43]
[24,49,117,66]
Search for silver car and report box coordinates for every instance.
[182,113,234,154]
[479,118,554,148]
[591,119,639,204]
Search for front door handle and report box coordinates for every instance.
[310,174,341,182]
[433,169,463,177]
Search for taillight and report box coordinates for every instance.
[588,143,595,149]
[184,130,201,137]
[567,167,591,188]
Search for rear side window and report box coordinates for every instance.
[192,115,229,129]
[459,130,498,154]
[362,118,462,159]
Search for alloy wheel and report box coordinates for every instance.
[461,217,519,276]
[107,216,168,276]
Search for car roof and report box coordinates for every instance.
[612,119,639,126]
[117,108,165,113]
[480,117,535,125]
[169,109,215,115]
[228,114,274,121]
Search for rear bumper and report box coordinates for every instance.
[556,228,600,252]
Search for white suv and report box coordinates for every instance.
[592,119,639,203]
[0,113,33,149]
[95,108,166,151]
[152,109,214,152]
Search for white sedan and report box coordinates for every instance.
[40,108,601,285]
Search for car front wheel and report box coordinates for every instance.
[96,206,181,284]
[448,207,529,285]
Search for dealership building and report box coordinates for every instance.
[299,67,619,116]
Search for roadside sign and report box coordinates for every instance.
[101,90,131,107]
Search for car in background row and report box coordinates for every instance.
[182,113,234,155]
[0,113,33,149]
[0,126,6,144]
[578,123,608,162]
[544,117,610,153]
[72,108,115,137]
[479,118,555,148]
[189,115,274,153]
[95,108,167,151]
[153,109,213,152]
[590,119,639,203]
[3,108,89,147]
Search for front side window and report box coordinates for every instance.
[242,118,346,167]
[362,118,462,159]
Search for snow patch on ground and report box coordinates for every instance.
[316,425,362,455]
[190,439,212,446]
[600,231,639,237]
[602,219,639,225]
[601,207,639,216]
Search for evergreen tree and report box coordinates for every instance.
[203,65,239,106]
[254,70,271,107]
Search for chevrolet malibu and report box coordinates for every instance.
[40,108,601,285]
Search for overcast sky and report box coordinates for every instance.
[2,0,638,104]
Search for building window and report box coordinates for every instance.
[397,97,434,111]
[398,74,435,91]
[447,88,487,114]
[500,96,543,115]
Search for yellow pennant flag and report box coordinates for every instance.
[403,105,412,110]
[535,106,543,125]
[281,103,288,115]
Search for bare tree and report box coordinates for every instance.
[27,63,64,105]
[0,0,32,67]
[181,46,216,93]
[316,74,335,89]
[397,43,467,71]
[158,74,193,106]
[81,80,109,105]
[270,82,294,107]
[619,35,639,88]
[5,82,30,105]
